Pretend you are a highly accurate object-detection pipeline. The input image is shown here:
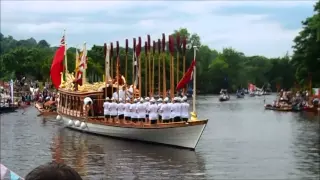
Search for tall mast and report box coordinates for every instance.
[192,46,198,117]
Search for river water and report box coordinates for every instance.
[1,95,319,180]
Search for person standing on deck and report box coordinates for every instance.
[130,98,138,123]
[124,97,131,123]
[137,98,147,123]
[181,96,189,122]
[160,97,170,123]
[144,97,150,122]
[171,97,180,122]
[157,98,163,123]
[168,98,174,122]
[117,98,125,122]
[109,97,118,123]
[103,97,110,121]
[148,98,158,124]
[176,97,182,122]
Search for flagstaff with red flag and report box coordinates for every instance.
[50,34,66,89]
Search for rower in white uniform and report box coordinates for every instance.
[181,96,189,122]
[117,98,125,121]
[130,98,138,123]
[167,98,174,122]
[103,97,110,121]
[137,98,147,123]
[148,98,158,124]
[144,97,150,122]
[171,97,180,122]
[124,97,131,123]
[160,97,170,123]
[109,97,118,123]
[157,98,163,122]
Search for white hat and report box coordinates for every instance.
[105,97,109,101]
[164,97,169,102]
[140,98,144,102]
[126,97,130,101]
[145,97,150,101]
[119,98,123,102]
[150,98,156,103]
[157,98,163,102]
[133,98,138,102]
[111,97,115,101]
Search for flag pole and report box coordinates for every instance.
[191,45,198,121]
[125,39,128,101]
[176,33,180,96]
[169,35,175,100]
[144,41,148,97]
[157,39,161,98]
[182,37,187,95]
[162,34,166,98]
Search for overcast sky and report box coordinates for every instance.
[1,0,316,57]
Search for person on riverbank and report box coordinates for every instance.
[25,162,83,180]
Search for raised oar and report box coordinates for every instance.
[168,35,175,100]
[110,42,114,96]
[144,41,148,97]
[176,33,181,96]
[162,33,166,98]
[125,39,128,101]
[157,39,161,98]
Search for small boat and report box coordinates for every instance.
[219,89,230,101]
[264,104,302,112]
[35,102,57,116]
[236,93,244,98]
[236,89,245,98]
[0,105,18,114]
[303,106,320,113]
[219,94,230,101]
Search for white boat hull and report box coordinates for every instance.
[61,116,207,150]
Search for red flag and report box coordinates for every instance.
[176,59,196,90]
[50,36,65,89]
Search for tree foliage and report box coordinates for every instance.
[1,1,319,93]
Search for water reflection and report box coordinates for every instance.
[51,129,206,179]
[1,95,319,179]
[291,113,320,178]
